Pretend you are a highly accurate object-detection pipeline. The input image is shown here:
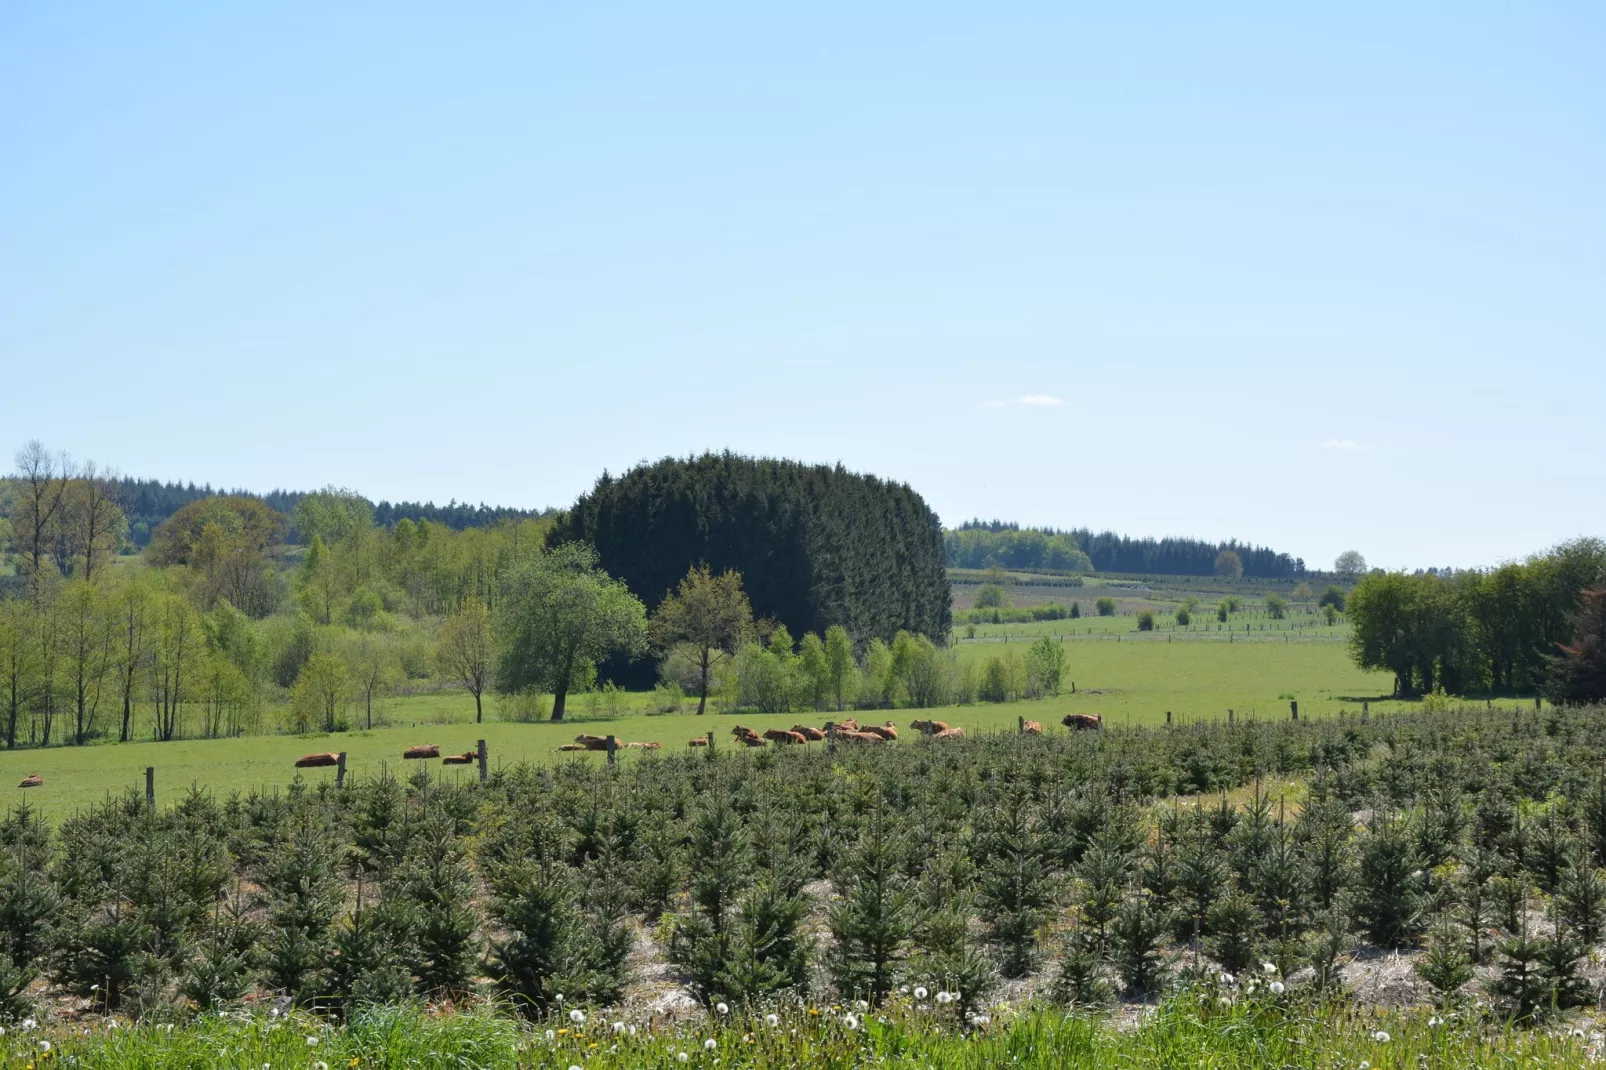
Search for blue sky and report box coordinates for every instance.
[3,3,1602,571]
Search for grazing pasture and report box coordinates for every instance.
[0,628,1401,820]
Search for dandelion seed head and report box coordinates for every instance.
[570,1009,586,1024]
[1269,981,1285,995]
[705,1038,718,1050]
[914,986,929,1000]
[764,1014,779,1027]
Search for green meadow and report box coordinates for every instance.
[0,624,1432,821]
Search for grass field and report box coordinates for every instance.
[0,626,1448,821]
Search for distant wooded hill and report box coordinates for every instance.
[948,520,1305,578]
[115,477,550,547]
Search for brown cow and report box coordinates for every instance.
[557,743,590,752]
[624,741,662,750]
[687,735,710,747]
[1021,720,1043,735]
[442,752,476,765]
[823,718,859,733]
[571,735,611,751]
[865,721,898,741]
[730,725,761,739]
[933,727,966,740]
[910,719,951,735]
[739,734,767,747]
[403,744,441,760]
[835,729,886,744]
[763,728,808,745]
[295,752,341,768]
[1062,713,1103,732]
[791,725,826,741]
[17,774,43,789]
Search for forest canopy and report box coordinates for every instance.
[547,453,952,646]
[947,520,1304,578]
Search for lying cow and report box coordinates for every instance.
[1021,720,1043,735]
[442,751,477,765]
[1062,713,1103,731]
[791,725,827,741]
[865,721,898,741]
[17,774,42,789]
[823,718,859,734]
[910,719,951,735]
[295,752,341,768]
[763,728,808,745]
[623,740,662,750]
[687,735,710,747]
[932,727,966,740]
[403,744,441,760]
[835,729,886,744]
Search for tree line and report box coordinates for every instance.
[1346,538,1606,701]
[947,520,1305,578]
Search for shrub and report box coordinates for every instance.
[1175,608,1190,627]
[974,583,1011,610]
[1023,636,1066,698]
[1216,603,1229,623]
[1323,604,1339,625]
[1136,611,1155,632]
[1318,586,1347,611]
[1265,595,1287,620]
[1069,601,1081,619]
[1096,597,1117,617]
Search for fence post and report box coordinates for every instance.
[1165,710,1172,726]
[1290,700,1298,721]
[1017,716,1024,735]
[336,752,347,789]
[1227,709,1234,725]
[145,766,155,811]
[1535,696,1542,711]
[606,735,618,765]
[1362,702,1369,720]
[477,739,488,784]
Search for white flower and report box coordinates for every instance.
[716,1001,729,1015]
[972,1014,991,1026]
[1218,972,1235,985]
[914,986,929,1000]
[1428,1016,1443,1028]
[38,1040,52,1053]
[705,1039,718,1051]
[899,985,909,994]
[1359,1063,1371,1070]
[306,1034,319,1046]
[612,1021,626,1035]
[569,1065,583,1070]
[854,999,868,1011]
[1261,962,1277,975]
[314,1063,329,1070]
[1269,981,1284,995]
[764,1014,779,1027]
[1372,1030,1391,1043]
[21,1018,36,1031]
[555,993,565,1003]
[628,1024,637,1036]
[570,1009,586,1024]
[677,1053,690,1064]
[843,1013,860,1030]
[936,991,955,1005]
[544,1029,555,1041]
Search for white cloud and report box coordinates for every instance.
[982,400,1008,408]
[1015,394,1065,408]
[1318,439,1358,451]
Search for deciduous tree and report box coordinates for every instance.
[649,566,753,715]
[1213,550,1244,581]
[439,598,492,723]
[495,544,647,721]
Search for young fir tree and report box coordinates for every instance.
[329,866,415,1013]
[1580,773,1606,867]
[1110,891,1170,998]
[1414,922,1473,1008]
[1526,809,1574,895]
[1172,825,1229,943]
[670,785,752,1004]
[974,789,1053,978]
[1076,833,1133,954]
[0,834,61,1020]
[257,818,344,1005]
[1556,860,1606,946]
[909,849,994,1023]
[1203,891,1259,975]
[1304,910,1352,993]
[1352,813,1425,948]
[390,821,480,998]
[828,807,914,1005]
[1295,797,1353,914]
[1051,926,1113,1009]
[180,882,259,1010]
[1456,840,1500,965]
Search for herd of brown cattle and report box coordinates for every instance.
[12,712,1108,793]
[275,712,1108,776]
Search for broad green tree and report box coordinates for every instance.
[1335,551,1367,579]
[495,544,647,721]
[439,598,493,723]
[823,625,857,711]
[292,652,351,733]
[649,565,753,715]
[1214,550,1244,581]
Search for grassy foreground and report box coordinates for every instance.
[8,996,1595,1069]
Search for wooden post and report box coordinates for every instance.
[1362,702,1369,720]
[1017,716,1024,735]
[476,739,488,784]
[1165,710,1172,725]
[336,752,348,789]
[1290,700,1298,721]
[1535,696,1542,711]
[606,735,618,765]
[145,766,155,811]
[1227,709,1234,725]
[827,724,837,754]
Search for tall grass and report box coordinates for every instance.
[17,994,1598,1069]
